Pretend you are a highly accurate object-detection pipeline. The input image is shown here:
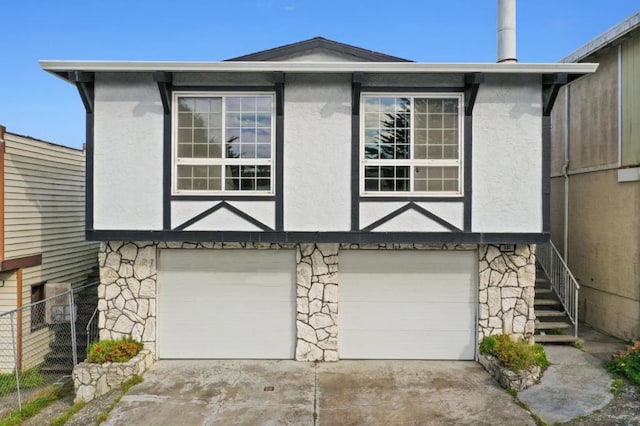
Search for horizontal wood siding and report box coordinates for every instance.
[3,134,98,312]
[0,273,17,313]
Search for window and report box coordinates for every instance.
[173,93,275,195]
[361,94,463,195]
[31,283,46,330]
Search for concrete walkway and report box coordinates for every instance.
[104,360,535,426]
[519,346,614,424]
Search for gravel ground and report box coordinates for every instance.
[564,379,640,426]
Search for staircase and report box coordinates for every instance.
[39,283,99,374]
[534,265,577,343]
[534,241,580,343]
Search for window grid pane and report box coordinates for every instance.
[175,94,274,193]
[362,94,461,195]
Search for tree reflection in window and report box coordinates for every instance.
[364,97,411,160]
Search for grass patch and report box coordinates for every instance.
[50,401,85,426]
[96,375,143,425]
[0,382,72,426]
[504,389,548,426]
[0,368,46,397]
[573,340,585,351]
[611,377,625,395]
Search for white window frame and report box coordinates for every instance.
[171,91,276,196]
[359,92,464,197]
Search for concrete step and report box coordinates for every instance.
[534,299,561,306]
[535,277,550,283]
[535,288,553,295]
[535,321,572,330]
[535,334,578,343]
[535,309,567,317]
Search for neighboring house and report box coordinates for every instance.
[0,126,99,370]
[550,12,640,340]
[40,37,595,361]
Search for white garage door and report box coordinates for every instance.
[157,249,295,359]
[339,250,477,360]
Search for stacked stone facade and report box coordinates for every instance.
[97,241,536,360]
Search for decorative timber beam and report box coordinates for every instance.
[153,72,173,114]
[542,73,568,116]
[464,73,484,116]
[69,71,95,113]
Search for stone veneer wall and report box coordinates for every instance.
[98,241,536,361]
[477,244,536,340]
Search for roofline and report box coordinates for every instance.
[40,60,597,82]
[3,129,84,152]
[226,36,411,62]
[561,11,640,63]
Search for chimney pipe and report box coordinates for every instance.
[497,0,517,63]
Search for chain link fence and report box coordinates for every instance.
[0,282,98,418]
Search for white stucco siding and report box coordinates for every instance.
[93,73,164,230]
[472,75,543,233]
[360,202,463,231]
[283,74,351,231]
[171,201,275,230]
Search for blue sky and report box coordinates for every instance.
[1,0,638,149]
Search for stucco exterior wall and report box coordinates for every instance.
[472,75,542,233]
[93,73,164,230]
[283,74,351,231]
[90,72,546,235]
[567,50,619,170]
[566,170,640,340]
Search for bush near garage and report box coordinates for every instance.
[607,340,640,385]
[480,334,550,372]
[87,337,143,364]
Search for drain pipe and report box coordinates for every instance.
[562,87,570,261]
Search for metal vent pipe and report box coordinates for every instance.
[497,0,517,62]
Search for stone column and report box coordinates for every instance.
[478,244,536,340]
[97,242,157,351]
[295,243,339,361]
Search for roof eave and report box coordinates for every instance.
[40,60,598,83]
[561,11,640,63]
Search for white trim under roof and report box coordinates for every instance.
[39,60,597,78]
[562,11,640,63]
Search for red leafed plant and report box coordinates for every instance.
[87,337,143,364]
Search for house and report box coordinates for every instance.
[40,29,596,361]
[549,11,640,340]
[0,126,99,371]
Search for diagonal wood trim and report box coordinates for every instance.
[173,201,274,232]
[0,254,42,272]
[361,202,462,232]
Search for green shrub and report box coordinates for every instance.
[479,335,497,354]
[607,340,640,385]
[480,334,549,372]
[87,337,143,364]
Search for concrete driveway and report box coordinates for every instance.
[104,360,534,425]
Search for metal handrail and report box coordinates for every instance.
[537,241,580,338]
[85,307,99,347]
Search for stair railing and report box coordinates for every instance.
[86,307,99,349]
[537,241,580,338]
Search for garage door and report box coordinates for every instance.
[157,249,296,359]
[339,250,477,360]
